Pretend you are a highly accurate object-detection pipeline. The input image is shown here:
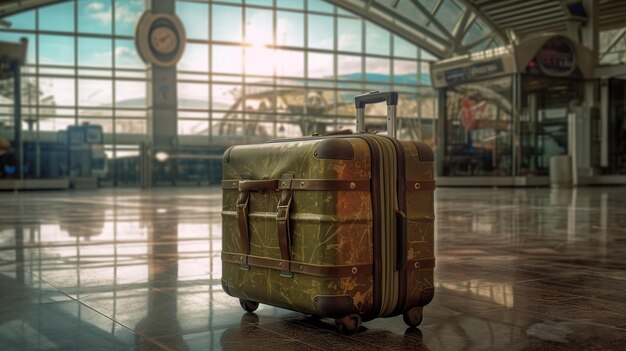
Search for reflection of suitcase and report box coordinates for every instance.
[221,91,435,334]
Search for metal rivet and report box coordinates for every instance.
[349,182,356,190]
[239,256,243,261]
[278,262,283,267]
[299,265,304,270]
[414,182,421,190]
[300,181,305,187]
[281,181,286,187]
[414,261,420,269]
[351,267,358,274]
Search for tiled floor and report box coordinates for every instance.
[1,186,625,350]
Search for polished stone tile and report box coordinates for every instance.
[0,271,72,313]
[0,300,165,351]
[1,186,626,350]
[155,318,321,351]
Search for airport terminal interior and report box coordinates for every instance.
[0,0,625,350]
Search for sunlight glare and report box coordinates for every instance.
[245,45,275,76]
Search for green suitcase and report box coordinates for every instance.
[221,91,435,334]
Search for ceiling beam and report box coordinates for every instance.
[457,0,509,44]
[326,0,447,58]
[0,0,63,18]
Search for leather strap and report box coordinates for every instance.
[407,257,436,271]
[406,180,436,192]
[222,252,372,278]
[239,179,278,192]
[279,179,370,191]
[222,180,239,190]
[276,189,293,276]
[236,191,250,262]
[222,179,370,192]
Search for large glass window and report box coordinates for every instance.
[443,77,513,176]
[78,0,113,34]
[0,0,437,185]
[39,2,74,32]
[0,0,147,184]
[519,77,581,176]
[213,5,242,42]
[276,11,304,47]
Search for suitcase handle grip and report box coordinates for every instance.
[396,211,408,270]
[354,91,398,137]
[354,91,398,109]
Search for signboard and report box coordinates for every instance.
[536,37,576,76]
[441,59,505,85]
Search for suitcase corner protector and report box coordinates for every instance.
[221,279,232,297]
[313,295,354,318]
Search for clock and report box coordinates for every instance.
[135,11,186,67]
[150,26,178,54]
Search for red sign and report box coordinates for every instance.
[537,37,576,76]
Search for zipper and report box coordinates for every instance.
[382,136,408,317]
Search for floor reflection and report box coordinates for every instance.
[135,208,188,350]
[0,186,625,350]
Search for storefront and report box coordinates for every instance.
[431,34,597,186]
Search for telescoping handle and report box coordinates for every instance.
[354,91,399,138]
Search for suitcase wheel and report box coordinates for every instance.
[239,299,259,313]
[402,307,423,328]
[335,314,362,335]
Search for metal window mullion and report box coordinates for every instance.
[459,14,478,40]
[332,2,338,126]
[390,30,394,87]
[74,0,78,126]
[452,9,472,52]
[112,0,117,186]
[409,0,452,40]
[241,2,247,144]
[304,3,309,119]
[34,7,41,178]
[209,2,213,143]
[273,0,278,138]
[600,28,626,59]
[361,17,365,92]
[0,27,132,40]
[464,34,495,51]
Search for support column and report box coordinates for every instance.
[436,89,446,177]
[578,0,601,179]
[148,0,178,185]
[149,0,178,150]
[12,61,22,180]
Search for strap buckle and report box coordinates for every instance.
[236,191,251,256]
[276,204,290,221]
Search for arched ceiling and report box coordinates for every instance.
[2,0,626,60]
[0,0,59,18]
[325,0,626,59]
[1,0,508,59]
[328,0,507,58]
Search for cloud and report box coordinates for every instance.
[85,1,111,24]
[87,2,104,11]
[115,46,132,58]
[393,60,418,75]
[115,2,142,24]
[338,33,360,50]
[84,1,142,25]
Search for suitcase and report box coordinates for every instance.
[220,91,435,334]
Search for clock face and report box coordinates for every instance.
[150,26,178,54]
[135,12,186,66]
